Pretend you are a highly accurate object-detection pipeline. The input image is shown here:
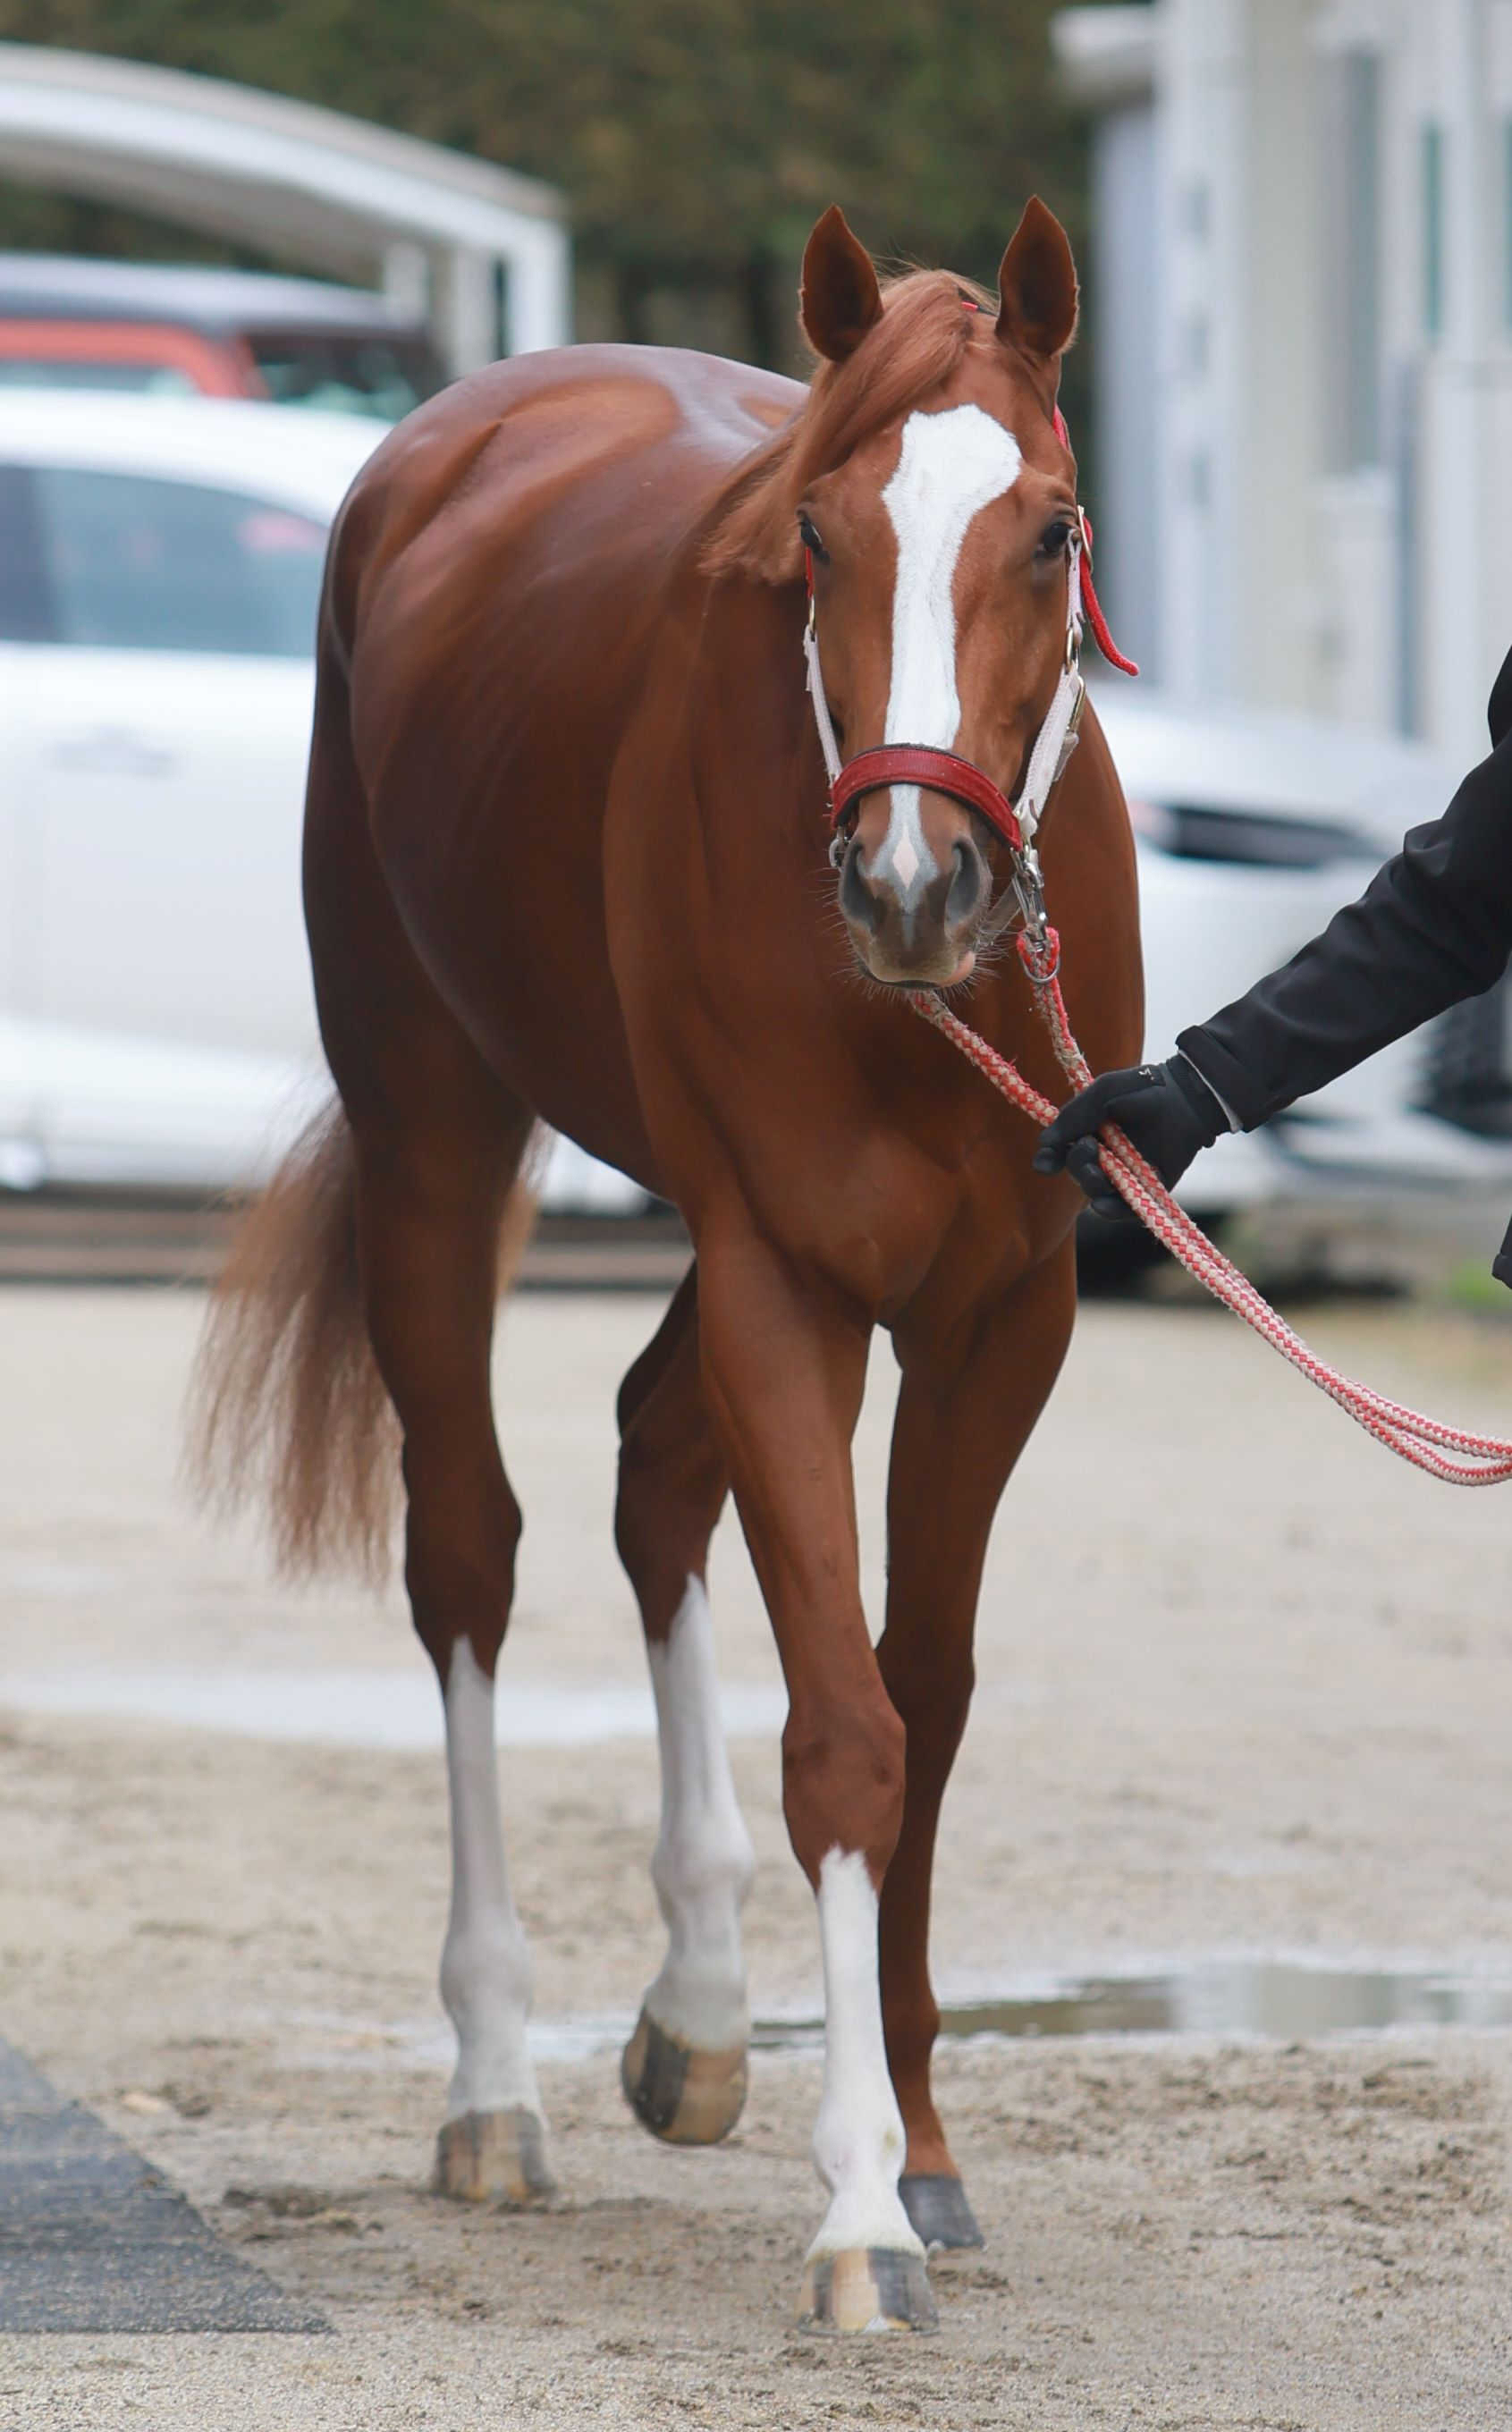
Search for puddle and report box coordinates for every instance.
[0,1665,786,1750]
[279,1960,1512,2082]
[751,1960,1512,2048]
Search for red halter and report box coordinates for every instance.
[803,391,1136,859]
[830,742,1025,855]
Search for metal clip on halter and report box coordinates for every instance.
[1009,848,1060,981]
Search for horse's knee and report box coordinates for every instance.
[781,1689,907,1886]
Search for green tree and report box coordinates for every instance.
[0,0,1092,373]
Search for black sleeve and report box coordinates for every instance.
[1175,727,1512,1131]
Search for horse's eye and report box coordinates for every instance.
[1036,519,1072,560]
[797,511,828,562]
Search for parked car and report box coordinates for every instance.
[2,385,1508,1231]
[0,258,446,420]
[0,391,640,1211]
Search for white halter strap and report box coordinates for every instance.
[803,608,844,787]
[1013,536,1085,849]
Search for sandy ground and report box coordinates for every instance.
[3,1279,1512,2426]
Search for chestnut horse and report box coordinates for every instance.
[191,198,1142,2333]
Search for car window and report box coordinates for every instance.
[0,359,201,396]
[0,461,52,640]
[246,328,443,421]
[32,465,327,656]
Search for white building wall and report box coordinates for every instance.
[1086,102,1162,676]
[1063,0,1512,766]
[1241,0,1330,715]
[1415,4,1482,754]
[1157,0,1247,703]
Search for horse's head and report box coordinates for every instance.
[796,200,1082,989]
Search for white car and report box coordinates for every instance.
[0,392,641,1211]
[1093,684,1512,1226]
[2,390,1508,1230]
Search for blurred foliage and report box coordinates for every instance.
[1442,1258,1512,1316]
[0,0,1095,403]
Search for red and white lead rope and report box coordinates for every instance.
[908,933,1512,1488]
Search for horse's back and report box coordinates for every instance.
[333,345,797,695]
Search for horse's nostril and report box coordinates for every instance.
[946,837,989,931]
[839,835,883,934]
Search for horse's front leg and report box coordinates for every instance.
[697,1228,933,2334]
[878,1248,1077,2251]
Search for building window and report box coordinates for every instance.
[1341,52,1390,467]
[1423,122,1445,340]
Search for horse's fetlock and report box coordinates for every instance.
[652,1816,756,1910]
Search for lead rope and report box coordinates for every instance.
[906,938,1512,1486]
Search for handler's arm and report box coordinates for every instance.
[1178,727,1512,1128]
[1036,691,1512,1214]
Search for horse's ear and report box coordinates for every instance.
[996,196,1079,364]
[800,207,884,363]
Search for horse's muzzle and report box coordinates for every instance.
[838,832,989,986]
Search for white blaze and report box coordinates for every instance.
[438,1636,545,2125]
[643,1575,756,2050]
[807,1846,924,2260]
[876,404,1024,908]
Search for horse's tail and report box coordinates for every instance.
[187,1101,544,1581]
[184,1099,400,1583]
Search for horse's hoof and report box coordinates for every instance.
[620,2006,748,2145]
[900,2171,984,2251]
[433,2107,557,2206]
[798,2246,939,2334]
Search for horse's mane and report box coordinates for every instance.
[700,268,995,587]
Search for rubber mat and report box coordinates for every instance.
[0,2039,324,2332]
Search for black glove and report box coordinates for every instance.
[1033,1057,1228,1220]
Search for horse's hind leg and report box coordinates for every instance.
[302,635,552,2204]
[351,1077,553,2208]
[614,1262,755,2144]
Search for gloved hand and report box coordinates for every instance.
[1033,1056,1228,1219]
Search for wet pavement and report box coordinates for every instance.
[266,1958,1512,2081]
[5,1288,1512,2423]
[0,1663,786,1750]
[753,1957,1512,2048]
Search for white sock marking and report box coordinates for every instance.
[876,404,1024,908]
[643,1575,756,2050]
[439,1636,545,2124]
[807,1847,923,2260]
